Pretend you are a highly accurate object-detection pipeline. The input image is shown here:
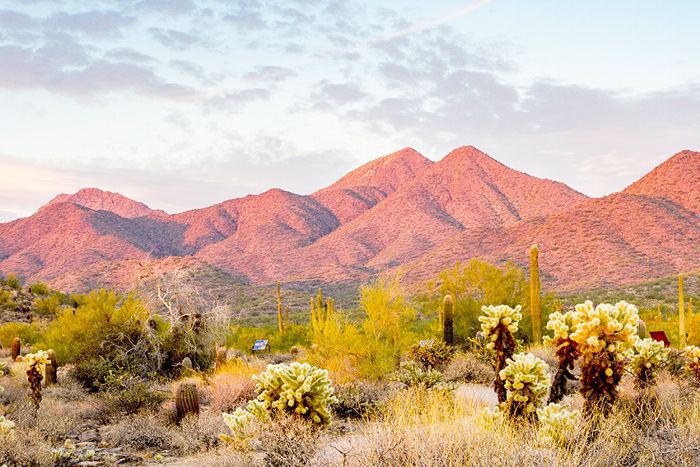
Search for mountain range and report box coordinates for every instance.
[0,146,698,293]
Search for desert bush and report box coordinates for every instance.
[207,372,257,413]
[407,340,455,369]
[0,289,15,309]
[1,273,22,290]
[100,374,167,417]
[443,351,495,384]
[0,428,53,466]
[0,321,43,348]
[391,360,446,390]
[332,380,395,419]
[28,282,49,296]
[32,292,65,317]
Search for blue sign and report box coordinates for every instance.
[252,339,268,351]
[419,339,435,347]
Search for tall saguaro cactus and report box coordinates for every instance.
[277,280,284,335]
[443,295,454,345]
[679,274,686,347]
[530,244,542,344]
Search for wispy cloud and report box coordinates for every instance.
[369,0,493,44]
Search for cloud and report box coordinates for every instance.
[105,48,157,64]
[0,9,35,30]
[0,43,195,99]
[243,65,297,82]
[148,27,199,50]
[206,88,271,110]
[45,10,136,39]
[136,0,196,16]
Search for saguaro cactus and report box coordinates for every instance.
[530,245,542,344]
[277,280,284,335]
[443,295,454,345]
[175,382,200,423]
[679,274,686,347]
[11,337,20,360]
[45,349,58,386]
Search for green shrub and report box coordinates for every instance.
[0,289,16,309]
[0,322,44,348]
[408,340,456,369]
[392,361,446,390]
[332,381,394,419]
[28,282,50,296]
[0,274,22,290]
[33,293,65,317]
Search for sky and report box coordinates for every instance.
[1,0,699,222]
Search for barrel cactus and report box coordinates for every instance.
[221,362,337,444]
[479,304,522,403]
[175,382,200,423]
[498,352,550,421]
[45,349,58,386]
[11,337,20,360]
[627,338,669,389]
[570,301,639,417]
[544,310,580,403]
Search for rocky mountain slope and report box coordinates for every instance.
[0,147,697,292]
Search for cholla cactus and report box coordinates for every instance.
[627,338,669,389]
[537,403,580,446]
[479,304,522,403]
[220,362,337,444]
[544,310,580,403]
[0,414,16,440]
[684,345,700,382]
[570,301,639,417]
[498,352,550,421]
[25,350,50,411]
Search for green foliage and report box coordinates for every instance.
[0,274,22,290]
[32,293,66,317]
[226,323,310,353]
[408,340,456,369]
[28,282,50,296]
[0,289,16,309]
[418,260,537,343]
[0,322,44,348]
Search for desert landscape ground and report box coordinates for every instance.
[2,1,700,466]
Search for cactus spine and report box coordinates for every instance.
[215,346,228,370]
[277,280,284,335]
[175,382,200,424]
[679,274,686,347]
[530,245,542,344]
[45,349,58,386]
[443,295,454,345]
[11,337,20,360]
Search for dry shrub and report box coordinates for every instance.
[103,410,225,455]
[526,344,559,373]
[443,351,495,384]
[206,372,257,413]
[332,380,397,419]
[215,357,266,378]
[0,428,53,466]
[252,415,323,467]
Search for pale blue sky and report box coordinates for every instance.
[1,0,699,221]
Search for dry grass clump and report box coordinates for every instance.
[103,410,225,455]
[526,344,559,372]
[332,380,397,420]
[254,415,323,467]
[0,428,53,466]
[443,351,495,384]
[205,372,257,413]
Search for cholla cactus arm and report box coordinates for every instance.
[479,305,522,403]
[684,345,700,381]
[570,301,640,417]
[627,338,669,388]
[537,403,580,446]
[0,415,16,440]
[25,350,50,411]
[498,352,550,421]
